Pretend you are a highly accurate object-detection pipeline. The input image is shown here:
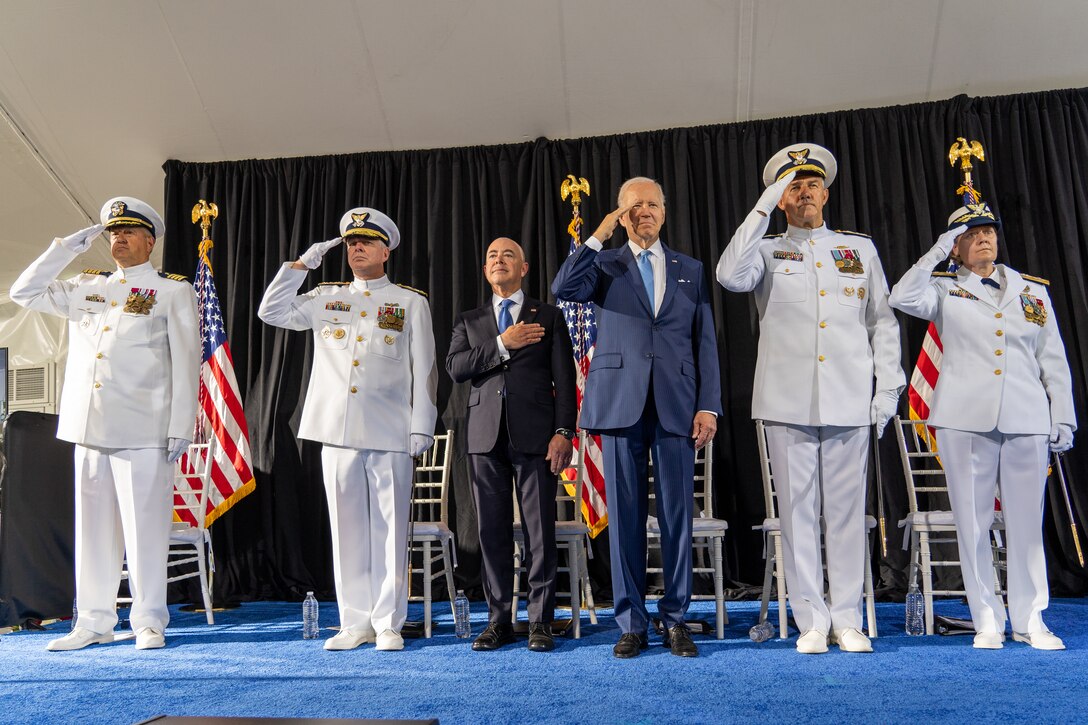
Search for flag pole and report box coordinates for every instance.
[1053,452,1085,567]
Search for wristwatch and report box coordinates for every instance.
[555,428,576,440]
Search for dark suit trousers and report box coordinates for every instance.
[469,410,557,624]
[600,392,695,634]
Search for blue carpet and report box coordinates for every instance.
[1,597,1086,724]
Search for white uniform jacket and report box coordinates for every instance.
[717,213,904,426]
[889,263,1075,434]
[9,241,200,448]
[258,265,438,452]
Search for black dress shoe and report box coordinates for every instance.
[527,622,555,652]
[663,623,698,657]
[612,632,649,659]
[472,622,515,651]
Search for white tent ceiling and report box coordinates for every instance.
[2,0,1087,310]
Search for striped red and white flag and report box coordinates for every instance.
[907,321,942,452]
[175,249,256,527]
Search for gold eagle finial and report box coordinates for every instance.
[191,200,219,241]
[560,175,591,204]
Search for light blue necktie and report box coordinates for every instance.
[638,250,655,313]
[498,298,514,333]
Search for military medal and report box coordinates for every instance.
[857,287,866,301]
[321,326,333,339]
[333,328,346,340]
[123,288,157,315]
[843,286,855,297]
[84,294,106,303]
[384,335,395,345]
[772,250,804,261]
[1020,292,1047,326]
[948,288,978,300]
[378,303,406,332]
[325,301,351,312]
[831,248,865,275]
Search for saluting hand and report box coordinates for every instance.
[58,223,105,253]
[501,321,545,350]
[753,171,796,217]
[295,237,343,270]
[691,411,717,451]
[590,203,635,244]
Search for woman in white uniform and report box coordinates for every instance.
[890,198,1076,650]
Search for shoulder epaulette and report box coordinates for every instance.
[931,271,958,278]
[834,229,872,239]
[82,268,111,277]
[1022,274,1050,286]
[158,272,187,282]
[318,281,351,286]
[397,283,429,299]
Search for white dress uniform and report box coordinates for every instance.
[890,261,1075,636]
[258,267,438,635]
[718,213,904,634]
[10,231,199,636]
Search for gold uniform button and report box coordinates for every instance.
[818,355,826,362]
[119,279,126,285]
[995,350,1004,356]
[819,321,827,329]
[350,386,358,393]
[103,325,111,331]
[995,312,1003,319]
[994,369,1002,375]
[96,353,103,359]
[352,360,360,367]
[110,301,118,307]
[364,291,371,297]
[996,330,1004,337]
[360,311,367,318]
[356,335,363,342]
[816,261,823,268]
[784,267,790,273]
[94,382,101,389]
[819,289,827,297]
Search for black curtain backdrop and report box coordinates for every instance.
[162,89,1088,606]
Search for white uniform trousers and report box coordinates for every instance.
[765,423,869,633]
[936,428,1050,635]
[73,445,174,634]
[320,446,413,634]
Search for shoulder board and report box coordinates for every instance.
[761,232,786,239]
[82,268,111,277]
[318,281,351,286]
[158,272,187,282]
[834,229,872,239]
[1021,274,1050,286]
[397,283,429,299]
[931,271,958,278]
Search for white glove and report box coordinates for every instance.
[870,389,900,439]
[1050,423,1074,453]
[58,223,105,253]
[753,170,797,217]
[298,237,343,270]
[410,433,434,458]
[922,224,967,267]
[167,437,191,463]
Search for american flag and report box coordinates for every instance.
[175,249,256,527]
[907,320,942,452]
[556,211,608,537]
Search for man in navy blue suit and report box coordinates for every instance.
[552,177,722,658]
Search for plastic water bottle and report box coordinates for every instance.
[905,566,925,636]
[454,590,471,638]
[748,620,775,643]
[71,599,78,631]
[302,592,319,639]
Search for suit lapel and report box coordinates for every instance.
[517,297,541,325]
[997,265,1024,310]
[621,244,655,317]
[659,243,680,315]
[475,302,500,338]
[956,269,995,310]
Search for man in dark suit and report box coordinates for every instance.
[551,177,721,658]
[447,237,577,652]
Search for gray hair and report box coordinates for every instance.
[616,177,666,207]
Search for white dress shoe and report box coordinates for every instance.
[47,627,114,651]
[796,629,828,654]
[323,627,377,651]
[1012,631,1065,650]
[972,631,1005,649]
[830,627,873,653]
[135,627,165,650]
[375,629,404,651]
